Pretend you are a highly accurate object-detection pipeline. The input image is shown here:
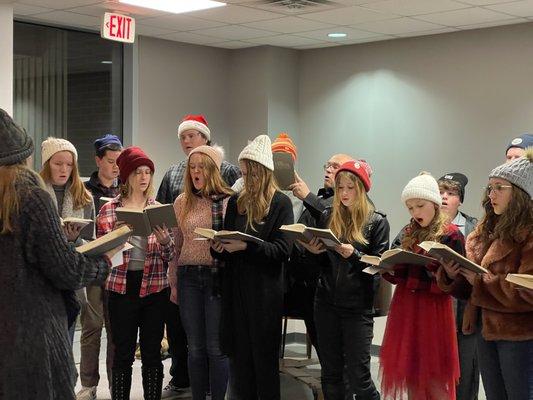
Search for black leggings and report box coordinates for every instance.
[108,271,166,370]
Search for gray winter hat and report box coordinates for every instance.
[0,109,34,166]
[489,147,533,199]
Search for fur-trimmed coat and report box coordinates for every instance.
[436,229,533,341]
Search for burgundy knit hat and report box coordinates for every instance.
[335,160,372,192]
[117,146,154,183]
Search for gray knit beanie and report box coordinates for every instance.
[0,108,34,166]
[489,147,533,199]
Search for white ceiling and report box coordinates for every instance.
[10,0,533,49]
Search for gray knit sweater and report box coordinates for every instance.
[0,169,110,400]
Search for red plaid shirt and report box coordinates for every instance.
[384,224,465,294]
[97,196,175,297]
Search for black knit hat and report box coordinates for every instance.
[438,172,468,203]
[0,109,34,166]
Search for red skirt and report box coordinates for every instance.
[379,284,459,400]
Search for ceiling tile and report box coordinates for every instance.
[459,16,529,28]
[193,25,276,40]
[360,0,470,16]
[415,7,516,26]
[15,0,102,9]
[294,42,342,49]
[242,16,334,33]
[135,23,179,36]
[26,10,101,27]
[156,31,221,45]
[296,26,381,41]
[353,16,445,34]
[13,2,53,15]
[246,34,324,47]
[341,33,395,43]
[455,0,519,4]
[209,40,257,48]
[299,5,396,25]
[396,26,458,36]
[187,4,284,24]
[65,2,168,19]
[486,0,533,17]
[139,14,226,31]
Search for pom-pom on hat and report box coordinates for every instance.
[490,147,533,199]
[238,135,274,171]
[271,132,297,161]
[41,137,78,166]
[401,172,442,206]
[335,160,372,192]
[178,115,210,141]
[189,145,224,170]
[116,146,154,184]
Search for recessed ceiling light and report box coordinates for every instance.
[119,0,226,14]
[328,32,347,38]
[101,61,113,64]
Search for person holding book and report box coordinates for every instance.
[0,109,119,400]
[210,134,293,400]
[505,133,533,163]
[379,172,464,400]
[97,146,176,400]
[157,114,240,398]
[298,160,389,400]
[39,137,96,344]
[438,172,479,400]
[437,150,533,400]
[168,145,233,400]
[77,133,123,400]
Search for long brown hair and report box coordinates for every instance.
[0,163,44,234]
[179,153,233,223]
[237,159,278,231]
[476,185,532,245]
[40,155,92,210]
[120,170,155,200]
[329,171,374,244]
[402,203,448,251]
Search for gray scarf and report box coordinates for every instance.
[44,181,84,219]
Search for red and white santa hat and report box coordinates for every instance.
[177,114,211,141]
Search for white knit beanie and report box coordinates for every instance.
[238,134,274,171]
[401,172,442,206]
[41,137,78,166]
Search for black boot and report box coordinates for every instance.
[142,365,164,400]
[111,367,132,400]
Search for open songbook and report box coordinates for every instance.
[76,225,132,256]
[505,274,533,290]
[116,204,177,237]
[418,241,488,274]
[193,227,264,245]
[279,224,342,248]
[61,217,94,240]
[361,249,436,275]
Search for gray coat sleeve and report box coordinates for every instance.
[21,188,110,290]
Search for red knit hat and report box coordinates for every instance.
[117,146,154,183]
[271,132,297,161]
[336,160,371,192]
[178,114,211,141]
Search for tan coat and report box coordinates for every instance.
[437,229,533,341]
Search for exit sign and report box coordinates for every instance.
[101,12,135,43]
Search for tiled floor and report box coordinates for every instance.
[73,331,486,399]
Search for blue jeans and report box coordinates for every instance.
[179,266,228,400]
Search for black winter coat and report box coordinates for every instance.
[314,208,390,312]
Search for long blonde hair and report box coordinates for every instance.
[179,153,233,223]
[237,159,278,231]
[402,204,448,251]
[329,171,374,244]
[40,156,92,210]
[0,163,44,234]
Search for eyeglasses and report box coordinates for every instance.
[485,184,512,194]
[323,162,341,171]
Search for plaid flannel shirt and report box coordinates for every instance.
[97,196,175,297]
[156,160,241,204]
[384,224,465,294]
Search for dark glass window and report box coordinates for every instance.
[13,22,123,176]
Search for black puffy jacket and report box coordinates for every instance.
[314,208,390,312]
